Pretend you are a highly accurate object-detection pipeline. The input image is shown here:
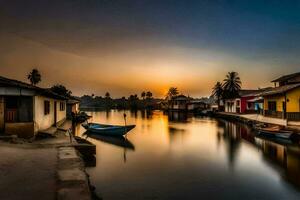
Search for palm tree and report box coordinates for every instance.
[146,91,152,99]
[223,72,241,98]
[105,92,110,99]
[166,87,179,99]
[212,82,223,107]
[27,68,41,85]
[141,91,146,100]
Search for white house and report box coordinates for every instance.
[0,76,68,138]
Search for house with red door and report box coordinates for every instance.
[224,90,266,114]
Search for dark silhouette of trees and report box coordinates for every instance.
[141,91,146,100]
[27,68,41,85]
[50,84,72,97]
[222,71,241,98]
[166,87,179,99]
[146,91,153,99]
[212,82,223,107]
[105,92,110,99]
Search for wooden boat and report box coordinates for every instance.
[255,126,293,139]
[82,123,135,136]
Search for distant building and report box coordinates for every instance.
[168,95,190,111]
[187,100,209,111]
[261,72,300,124]
[0,76,68,138]
[67,96,81,119]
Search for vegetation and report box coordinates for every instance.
[50,84,72,97]
[212,82,223,107]
[222,71,241,98]
[211,71,242,108]
[166,87,179,99]
[27,68,41,86]
[80,91,160,110]
[141,91,146,100]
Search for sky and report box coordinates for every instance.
[0,0,300,98]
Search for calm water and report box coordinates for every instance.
[75,110,300,200]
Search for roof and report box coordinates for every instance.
[271,72,300,83]
[0,76,68,100]
[172,94,189,100]
[259,83,300,96]
[67,96,81,104]
[239,90,260,97]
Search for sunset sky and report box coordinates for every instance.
[0,0,300,98]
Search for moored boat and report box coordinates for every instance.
[82,123,135,136]
[255,126,294,139]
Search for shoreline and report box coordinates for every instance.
[212,112,300,137]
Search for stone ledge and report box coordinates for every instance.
[57,147,91,200]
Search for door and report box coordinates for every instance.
[54,101,57,126]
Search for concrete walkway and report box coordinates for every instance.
[0,144,57,200]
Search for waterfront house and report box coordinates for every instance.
[67,96,80,119]
[168,95,190,111]
[0,76,68,138]
[187,100,209,111]
[261,72,300,125]
[224,90,262,113]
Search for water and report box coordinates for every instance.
[75,110,300,200]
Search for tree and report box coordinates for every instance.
[166,87,179,99]
[223,72,241,98]
[146,91,153,99]
[27,68,41,85]
[50,84,72,97]
[212,82,223,107]
[141,91,146,100]
[105,92,110,99]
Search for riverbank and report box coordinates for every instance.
[0,126,93,200]
[213,112,300,133]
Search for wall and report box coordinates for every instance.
[5,122,34,138]
[264,95,285,112]
[34,96,66,132]
[286,87,300,112]
[56,101,67,125]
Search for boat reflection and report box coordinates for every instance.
[221,121,300,190]
[83,131,135,151]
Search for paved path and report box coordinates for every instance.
[0,144,57,200]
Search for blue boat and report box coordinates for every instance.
[82,123,135,136]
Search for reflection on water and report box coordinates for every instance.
[75,110,300,199]
[83,131,135,150]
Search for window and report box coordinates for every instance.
[60,102,65,111]
[268,101,277,111]
[236,100,240,107]
[44,101,50,115]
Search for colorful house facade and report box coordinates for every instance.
[0,76,68,138]
[261,72,300,124]
[224,90,262,113]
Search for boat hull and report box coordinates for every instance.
[82,123,135,136]
[257,130,292,139]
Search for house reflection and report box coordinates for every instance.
[220,120,300,190]
[168,126,188,144]
[255,138,300,189]
[166,111,189,122]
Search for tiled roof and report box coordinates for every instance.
[271,72,300,82]
[259,83,300,96]
[0,76,68,100]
